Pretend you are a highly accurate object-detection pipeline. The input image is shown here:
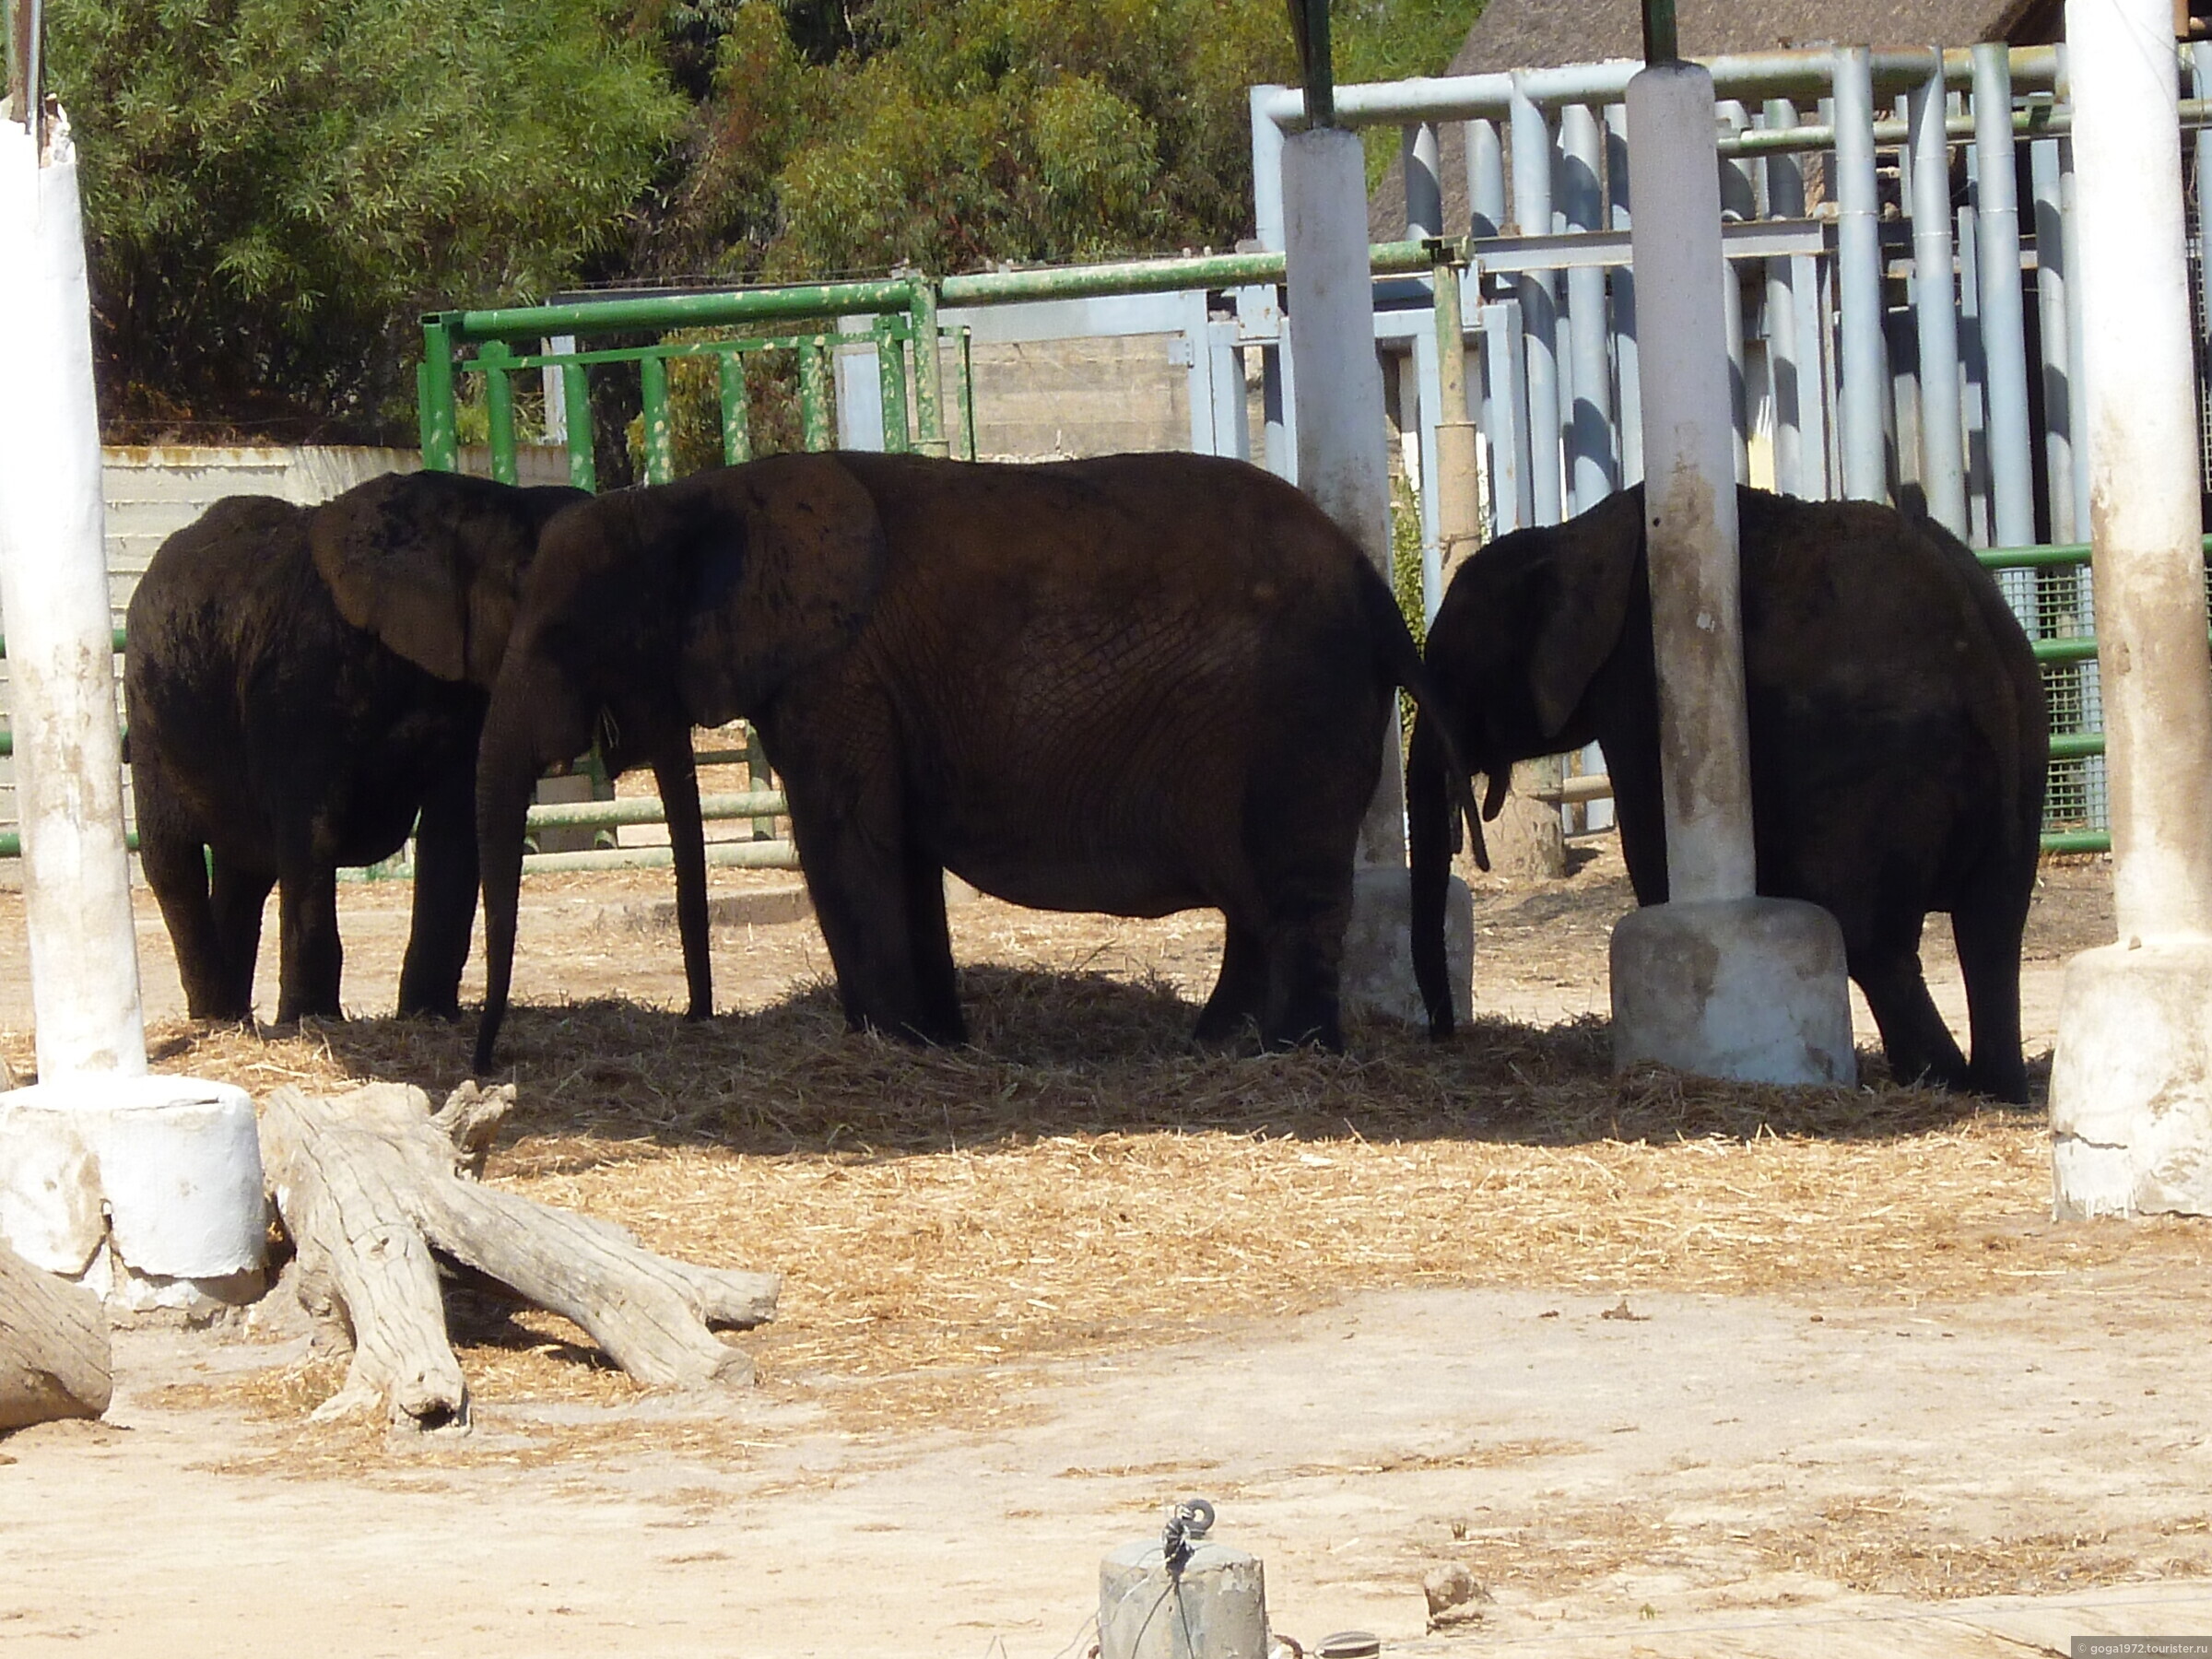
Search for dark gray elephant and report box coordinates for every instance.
[125,470,584,1023]
[471,450,1473,1070]
[1407,485,2048,1102]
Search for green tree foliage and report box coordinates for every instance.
[660,0,1482,282]
[49,0,685,436]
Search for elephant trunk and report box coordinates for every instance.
[1406,711,1461,1039]
[472,665,564,1074]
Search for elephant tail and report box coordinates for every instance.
[1406,711,1461,1037]
[1359,564,1484,1039]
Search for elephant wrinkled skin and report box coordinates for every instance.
[472,450,1465,1070]
[1407,485,2048,1102]
[125,471,583,1023]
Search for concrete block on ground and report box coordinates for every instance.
[1610,897,1855,1086]
[2050,936,2212,1217]
[1341,865,1474,1028]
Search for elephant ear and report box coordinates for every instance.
[676,455,888,724]
[311,471,582,685]
[1527,487,1648,741]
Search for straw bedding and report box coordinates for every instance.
[100,869,2202,1459]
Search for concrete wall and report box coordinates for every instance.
[966,335,1192,460]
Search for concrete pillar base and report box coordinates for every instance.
[0,1076,267,1311]
[2049,937,2212,1218]
[1100,1537,1268,1659]
[1610,898,1856,1086]
[1340,865,1475,1028]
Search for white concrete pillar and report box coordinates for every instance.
[2048,0,2212,1217]
[0,112,144,1082]
[1607,62,1854,1086]
[0,109,265,1307]
[1281,124,1472,1027]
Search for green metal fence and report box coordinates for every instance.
[1974,541,2110,854]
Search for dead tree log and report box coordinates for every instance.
[258,1080,779,1430]
[0,1238,111,1429]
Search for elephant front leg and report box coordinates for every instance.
[653,744,714,1022]
[274,858,344,1023]
[1194,922,1268,1046]
[397,768,478,1020]
[1851,943,1971,1093]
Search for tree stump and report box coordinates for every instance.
[0,1237,111,1430]
[258,1080,779,1431]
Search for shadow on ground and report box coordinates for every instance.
[165,963,2045,1165]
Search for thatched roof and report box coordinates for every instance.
[1365,0,2062,240]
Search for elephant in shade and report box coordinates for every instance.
[470,449,1474,1070]
[1407,485,2047,1102]
[125,470,585,1023]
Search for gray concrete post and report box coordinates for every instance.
[1281,125,1471,1026]
[1607,60,1854,1088]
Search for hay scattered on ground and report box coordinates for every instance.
[125,956,2209,1456]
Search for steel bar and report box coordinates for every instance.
[1606,102,1642,486]
[1403,122,1442,236]
[1511,78,1564,524]
[1480,299,1534,532]
[1762,99,1808,495]
[1466,118,1505,236]
[2030,136,2077,542]
[1909,61,1968,535]
[1248,46,2064,132]
[638,354,674,484]
[525,791,785,831]
[1974,44,2037,559]
[1833,47,1889,502]
[560,360,595,489]
[522,841,800,875]
[1559,103,1616,512]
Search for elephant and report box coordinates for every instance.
[1406,485,2048,1102]
[125,470,585,1024]
[471,449,1476,1071]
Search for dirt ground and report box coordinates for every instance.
[5,839,2210,1658]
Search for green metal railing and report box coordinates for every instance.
[1975,538,2124,854]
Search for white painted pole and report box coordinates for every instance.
[0,106,265,1309]
[1607,58,1853,1086]
[2049,0,2212,1217]
[0,112,145,1082]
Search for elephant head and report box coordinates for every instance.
[1408,487,1649,1034]
[309,470,588,688]
[472,453,888,1073]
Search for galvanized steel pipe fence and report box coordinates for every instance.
[1244,41,2212,853]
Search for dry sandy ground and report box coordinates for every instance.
[5,841,2210,1659]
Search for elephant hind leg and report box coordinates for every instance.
[1253,878,1352,1053]
[1950,860,2035,1105]
[1851,938,1971,1093]
[783,755,959,1046]
[208,856,276,1019]
[1194,922,1267,1047]
[902,840,965,1045]
[138,762,254,1021]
